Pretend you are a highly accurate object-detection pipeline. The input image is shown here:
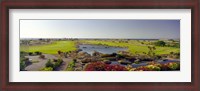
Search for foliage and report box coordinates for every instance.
[35,51,42,55]
[58,50,62,54]
[133,62,180,71]
[169,52,180,59]
[125,65,134,71]
[45,59,63,70]
[134,61,140,64]
[116,54,125,59]
[28,52,33,55]
[40,67,53,71]
[20,61,26,71]
[39,55,45,59]
[146,65,161,71]
[45,60,54,68]
[84,62,128,71]
[171,43,180,48]
[167,62,180,70]
[73,59,77,63]
[147,46,156,57]
[20,51,28,57]
[20,53,29,71]
[66,61,75,71]
[154,41,166,46]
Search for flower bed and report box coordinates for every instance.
[84,61,180,71]
[84,61,127,71]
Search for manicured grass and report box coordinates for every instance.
[20,41,77,54]
[20,40,179,55]
[80,40,179,55]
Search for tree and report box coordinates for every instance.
[147,46,156,57]
[155,41,166,46]
[20,61,26,71]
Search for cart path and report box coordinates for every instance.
[25,54,73,71]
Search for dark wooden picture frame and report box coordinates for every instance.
[0,0,199,91]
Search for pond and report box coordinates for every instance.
[78,44,127,55]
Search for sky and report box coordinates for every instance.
[20,20,180,39]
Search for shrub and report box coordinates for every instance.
[156,55,162,59]
[154,41,166,46]
[81,58,91,63]
[104,61,111,64]
[105,57,116,61]
[134,64,161,71]
[53,62,60,69]
[160,64,170,71]
[57,59,63,64]
[101,53,117,58]
[58,50,62,54]
[39,55,45,59]
[20,61,26,71]
[146,65,161,71]
[134,66,151,71]
[45,60,54,68]
[28,52,33,55]
[53,59,58,62]
[73,59,77,63]
[111,53,117,56]
[134,62,180,71]
[84,62,128,71]
[66,61,75,71]
[167,62,180,70]
[35,51,42,55]
[147,61,162,67]
[134,61,140,64]
[116,54,125,59]
[45,59,63,70]
[41,67,53,71]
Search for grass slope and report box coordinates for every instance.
[20,41,77,54]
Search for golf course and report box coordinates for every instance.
[20,39,179,55]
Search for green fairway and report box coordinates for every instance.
[80,40,179,55]
[20,40,179,55]
[20,41,77,54]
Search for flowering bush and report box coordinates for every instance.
[166,62,180,70]
[84,62,128,71]
[134,62,180,71]
[134,65,160,71]
[134,66,151,71]
[41,67,53,71]
[147,61,162,68]
[160,64,170,71]
[66,60,75,71]
[146,65,161,71]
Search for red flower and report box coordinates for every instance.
[84,62,127,71]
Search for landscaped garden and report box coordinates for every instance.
[20,38,180,71]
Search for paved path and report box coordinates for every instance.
[55,57,73,71]
[25,54,73,71]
